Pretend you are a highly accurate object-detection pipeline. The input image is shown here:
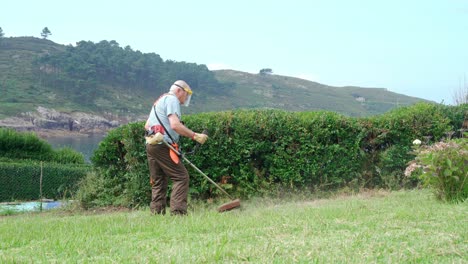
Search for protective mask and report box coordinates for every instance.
[183,94,192,107]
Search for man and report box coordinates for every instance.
[145,80,208,215]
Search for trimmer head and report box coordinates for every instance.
[217,199,241,212]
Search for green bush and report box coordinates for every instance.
[415,139,468,202]
[0,128,88,201]
[371,102,451,145]
[358,103,453,187]
[0,128,53,161]
[84,109,367,207]
[438,103,468,137]
[0,161,90,201]
[53,147,85,164]
[377,144,414,189]
[0,128,85,164]
[83,103,466,208]
[75,171,114,209]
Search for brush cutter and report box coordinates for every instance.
[163,141,241,212]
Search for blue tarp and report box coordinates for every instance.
[0,201,64,212]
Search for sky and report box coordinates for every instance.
[2,0,467,104]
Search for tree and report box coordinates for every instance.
[41,27,51,39]
[259,68,273,75]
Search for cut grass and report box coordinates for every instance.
[0,189,466,263]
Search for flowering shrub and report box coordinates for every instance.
[406,138,467,202]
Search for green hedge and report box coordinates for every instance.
[0,128,85,164]
[358,103,455,187]
[79,103,466,208]
[0,128,89,201]
[0,161,90,202]
[0,128,54,161]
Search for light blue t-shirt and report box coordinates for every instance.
[146,93,181,143]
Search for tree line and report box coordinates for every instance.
[33,40,228,106]
[0,26,51,40]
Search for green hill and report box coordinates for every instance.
[0,37,66,117]
[0,37,429,121]
[213,70,427,116]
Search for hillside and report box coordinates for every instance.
[0,37,66,117]
[0,37,430,130]
[213,70,428,116]
[0,37,225,121]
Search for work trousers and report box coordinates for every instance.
[146,143,189,215]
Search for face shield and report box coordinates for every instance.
[183,93,192,107]
[173,81,193,107]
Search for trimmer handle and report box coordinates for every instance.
[186,128,208,155]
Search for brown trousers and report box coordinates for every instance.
[146,143,189,215]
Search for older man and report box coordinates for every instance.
[145,80,208,215]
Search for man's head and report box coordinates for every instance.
[170,80,193,107]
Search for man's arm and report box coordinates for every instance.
[168,114,208,144]
[168,114,195,138]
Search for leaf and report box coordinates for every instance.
[446,159,452,168]
[443,169,452,177]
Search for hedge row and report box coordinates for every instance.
[0,128,85,164]
[0,161,90,202]
[79,103,467,208]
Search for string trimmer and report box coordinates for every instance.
[163,141,241,212]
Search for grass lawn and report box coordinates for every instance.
[0,189,466,263]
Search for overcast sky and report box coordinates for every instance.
[2,0,467,104]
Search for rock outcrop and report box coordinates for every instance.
[0,106,122,134]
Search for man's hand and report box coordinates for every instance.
[193,133,208,144]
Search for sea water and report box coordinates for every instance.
[46,133,106,163]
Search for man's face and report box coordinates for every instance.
[179,87,192,107]
[180,88,188,104]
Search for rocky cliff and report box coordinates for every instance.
[0,106,129,135]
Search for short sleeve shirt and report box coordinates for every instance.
[146,93,181,143]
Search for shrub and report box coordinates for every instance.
[0,128,53,161]
[377,144,414,189]
[438,103,468,137]
[87,109,368,207]
[0,161,90,201]
[53,147,85,164]
[88,122,149,208]
[409,139,467,202]
[75,171,113,209]
[0,128,87,202]
[0,128,85,164]
[84,103,466,208]
[359,103,453,188]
